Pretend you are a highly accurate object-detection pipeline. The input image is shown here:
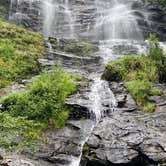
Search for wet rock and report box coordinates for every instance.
[83,110,166,165]
[48,37,99,57]
[110,82,137,112]
[35,119,94,166]
[0,155,53,166]
[6,0,166,40]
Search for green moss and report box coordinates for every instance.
[124,80,156,112]
[102,34,165,112]
[83,143,90,156]
[0,18,45,89]
[49,37,98,56]
[0,112,45,151]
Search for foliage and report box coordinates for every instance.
[0,18,45,89]
[0,69,78,150]
[125,80,156,112]
[160,0,166,10]
[148,34,166,82]
[1,69,77,124]
[102,55,158,83]
[102,34,165,112]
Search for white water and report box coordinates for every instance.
[43,0,57,37]
[42,0,75,38]
[95,0,143,40]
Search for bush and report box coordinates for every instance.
[125,80,155,112]
[102,55,158,83]
[148,34,166,82]
[102,34,165,112]
[1,69,77,126]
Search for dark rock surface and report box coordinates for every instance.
[6,0,166,40]
[140,0,166,40]
[82,83,166,166]
[82,110,166,166]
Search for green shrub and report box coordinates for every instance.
[125,80,156,112]
[102,34,165,112]
[102,55,158,83]
[160,0,166,10]
[148,34,166,82]
[1,69,77,126]
[0,18,45,89]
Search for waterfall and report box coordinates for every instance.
[9,0,39,25]
[7,1,147,166]
[42,0,75,38]
[42,0,57,37]
[95,0,143,40]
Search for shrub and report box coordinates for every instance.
[125,80,156,112]
[148,34,166,82]
[1,69,77,127]
[102,34,165,112]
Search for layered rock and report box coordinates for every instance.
[6,0,166,40]
[81,83,166,166]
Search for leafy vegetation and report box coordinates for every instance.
[0,69,78,150]
[102,34,165,112]
[0,18,45,89]
[160,0,166,10]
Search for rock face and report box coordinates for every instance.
[81,83,166,166]
[8,0,42,32]
[139,0,166,40]
[6,0,166,40]
[82,111,166,166]
[0,0,10,19]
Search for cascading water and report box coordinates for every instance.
[42,0,57,37]
[42,0,75,38]
[94,0,143,40]
[69,1,145,164]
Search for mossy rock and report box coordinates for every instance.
[49,37,99,56]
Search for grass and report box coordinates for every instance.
[0,18,45,89]
[102,34,165,112]
[0,69,79,151]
